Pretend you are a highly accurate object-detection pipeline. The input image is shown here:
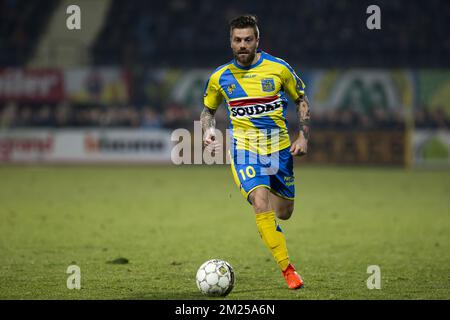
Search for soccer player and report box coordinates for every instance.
[200,15,310,289]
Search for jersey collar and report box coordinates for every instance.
[233,50,264,70]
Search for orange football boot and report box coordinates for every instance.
[282,263,304,289]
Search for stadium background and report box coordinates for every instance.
[0,0,449,300]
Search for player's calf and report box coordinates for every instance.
[269,195,294,220]
[275,203,294,220]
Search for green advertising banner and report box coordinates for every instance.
[417,71,450,116]
[310,70,415,114]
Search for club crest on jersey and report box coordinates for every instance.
[261,78,275,92]
[227,84,236,95]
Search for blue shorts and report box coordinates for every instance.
[230,147,295,203]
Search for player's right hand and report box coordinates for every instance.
[203,128,221,153]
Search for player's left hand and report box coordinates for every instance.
[290,135,308,157]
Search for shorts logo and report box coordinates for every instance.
[284,176,295,186]
[261,78,275,92]
[227,84,236,95]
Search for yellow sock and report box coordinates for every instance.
[255,211,290,271]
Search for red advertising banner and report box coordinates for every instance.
[0,69,64,102]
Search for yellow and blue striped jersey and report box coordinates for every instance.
[203,50,305,155]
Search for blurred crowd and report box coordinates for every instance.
[1,0,449,131]
[1,0,449,68]
[1,101,449,131]
[92,0,450,68]
[0,0,58,66]
[0,102,191,130]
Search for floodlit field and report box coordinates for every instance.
[0,165,449,299]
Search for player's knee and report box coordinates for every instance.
[252,197,271,213]
[249,190,271,213]
[276,202,294,220]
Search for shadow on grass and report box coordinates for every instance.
[123,287,275,300]
[123,291,218,300]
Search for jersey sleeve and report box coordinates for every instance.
[281,64,306,103]
[203,74,223,110]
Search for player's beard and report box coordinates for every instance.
[234,49,256,66]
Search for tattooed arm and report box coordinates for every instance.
[200,107,218,148]
[200,107,216,132]
[289,94,311,156]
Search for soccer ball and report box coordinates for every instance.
[195,259,235,297]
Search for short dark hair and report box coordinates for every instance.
[229,15,259,38]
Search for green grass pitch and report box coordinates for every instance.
[0,165,449,299]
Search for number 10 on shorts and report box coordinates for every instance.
[239,166,256,180]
